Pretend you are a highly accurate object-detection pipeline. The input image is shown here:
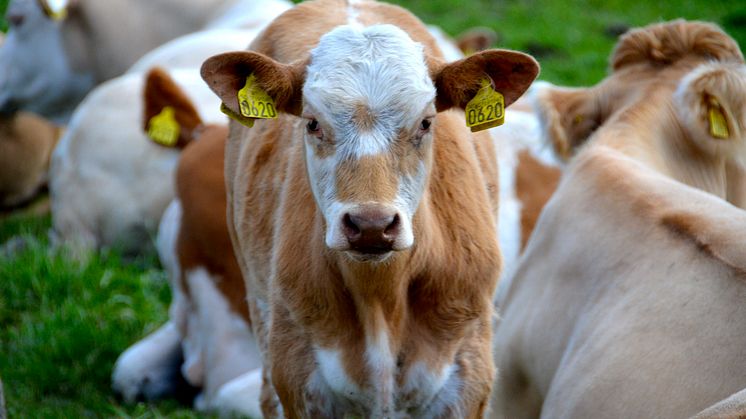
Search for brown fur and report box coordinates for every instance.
[515,150,562,250]
[175,124,249,320]
[0,112,62,208]
[203,0,538,416]
[143,67,204,148]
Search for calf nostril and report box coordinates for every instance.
[342,213,361,238]
[384,213,400,237]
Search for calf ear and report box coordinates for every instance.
[533,83,600,160]
[674,62,745,156]
[143,67,203,149]
[201,51,306,118]
[433,49,539,112]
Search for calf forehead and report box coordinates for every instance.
[304,24,435,141]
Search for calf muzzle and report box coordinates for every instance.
[342,205,401,255]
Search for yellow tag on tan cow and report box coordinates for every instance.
[147,106,180,147]
[238,74,278,120]
[707,97,729,139]
[38,0,69,20]
[221,103,255,128]
[465,78,505,132]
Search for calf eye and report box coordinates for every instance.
[8,14,25,27]
[420,119,431,131]
[306,118,323,139]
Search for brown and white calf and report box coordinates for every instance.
[201,0,538,416]
[492,20,746,418]
[112,68,262,417]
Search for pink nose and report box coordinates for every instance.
[342,206,401,254]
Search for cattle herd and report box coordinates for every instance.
[0,0,744,418]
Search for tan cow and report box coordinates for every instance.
[492,20,746,418]
[201,0,538,416]
[0,111,62,208]
[112,68,262,417]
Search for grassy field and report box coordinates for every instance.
[0,0,744,417]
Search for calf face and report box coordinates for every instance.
[202,24,538,262]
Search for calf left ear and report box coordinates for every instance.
[432,49,539,112]
[201,51,306,118]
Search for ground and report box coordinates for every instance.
[0,0,743,417]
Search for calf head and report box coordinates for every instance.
[534,20,743,158]
[0,0,92,123]
[203,24,538,262]
[534,20,744,162]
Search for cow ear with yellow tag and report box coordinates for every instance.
[142,67,204,148]
[432,49,539,131]
[201,51,307,128]
[38,0,73,21]
[706,96,730,140]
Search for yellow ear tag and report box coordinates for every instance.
[238,74,278,120]
[147,107,180,147]
[39,0,68,20]
[220,103,255,128]
[707,97,729,140]
[465,78,505,132]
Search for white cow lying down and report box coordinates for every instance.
[48,69,224,255]
[0,0,291,123]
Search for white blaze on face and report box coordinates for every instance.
[301,24,436,252]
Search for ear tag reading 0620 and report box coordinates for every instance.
[238,74,278,120]
[465,78,505,132]
[707,97,729,140]
[221,103,254,128]
[147,106,180,147]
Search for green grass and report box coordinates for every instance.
[0,218,206,417]
[1,0,745,417]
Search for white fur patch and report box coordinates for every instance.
[366,328,395,414]
[303,24,435,160]
[211,368,263,419]
[183,267,262,411]
[316,347,359,394]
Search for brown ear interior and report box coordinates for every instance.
[201,51,306,117]
[535,85,600,159]
[434,49,540,112]
[143,67,203,148]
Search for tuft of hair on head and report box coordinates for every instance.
[610,20,744,71]
[142,67,204,149]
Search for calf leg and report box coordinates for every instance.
[111,321,189,402]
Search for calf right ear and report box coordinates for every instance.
[533,82,601,160]
[201,51,306,118]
